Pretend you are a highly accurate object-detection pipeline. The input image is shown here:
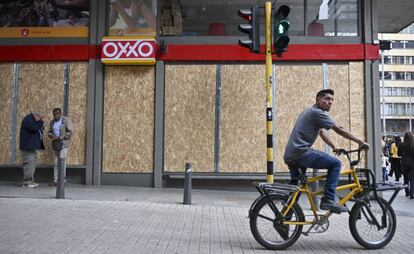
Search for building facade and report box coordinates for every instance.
[380,24,414,136]
[0,0,384,187]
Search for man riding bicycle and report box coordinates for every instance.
[283,89,369,214]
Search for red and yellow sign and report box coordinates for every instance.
[0,27,88,38]
[101,37,157,65]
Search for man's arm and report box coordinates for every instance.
[331,123,368,148]
[319,129,339,153]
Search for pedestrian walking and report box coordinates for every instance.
[389,136,402,181]
[19,111,45,188]
[47,108,74,186]
[382,152,390,182]
[398,132,414,198]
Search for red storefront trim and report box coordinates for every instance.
[157,44,380,61]
[0,44,378,62]
[0,45,99,61]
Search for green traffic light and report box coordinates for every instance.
[277,20,290,34]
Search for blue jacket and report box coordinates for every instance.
[19,113,45,151]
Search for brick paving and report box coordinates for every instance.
[1,196,414,254]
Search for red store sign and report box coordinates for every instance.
[101,37,157,65]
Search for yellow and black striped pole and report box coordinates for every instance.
[265,2,273,183]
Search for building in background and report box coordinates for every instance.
[380,23,414,136]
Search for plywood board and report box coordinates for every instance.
[103,66,155,173]
[349,62,367,167]
[219,65,266,173]
[17,62,65,165]
[67,62,88,165]
[275,64,323,172]
[0,64,14,164]
[164,65,216,172]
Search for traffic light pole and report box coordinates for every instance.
[265,2,274,183]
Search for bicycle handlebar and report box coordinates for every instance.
[336,146,369,167]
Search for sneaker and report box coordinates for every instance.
[320,198,348,214]
[32,182,39,187]
[22,183,37,188]
[49,181,57,186]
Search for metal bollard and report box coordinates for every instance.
[183,163,192,205]
[56,158,65,199]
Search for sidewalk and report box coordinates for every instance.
[0,181,413,254]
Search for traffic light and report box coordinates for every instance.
[238,5,260,53]
[273,5,290,57]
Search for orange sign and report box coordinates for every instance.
[0,27,88,38]
[101,37,157,65]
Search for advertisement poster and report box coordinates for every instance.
[0,0,89,38]
[109,0,156,37]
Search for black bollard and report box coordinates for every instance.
[183,163,192,205]
[56,158,65,199]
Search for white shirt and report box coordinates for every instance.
[53,119,62,138]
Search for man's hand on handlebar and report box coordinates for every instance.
[359,142,370,151]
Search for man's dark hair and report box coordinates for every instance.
[53,108,62,113]
[316,89,334,99]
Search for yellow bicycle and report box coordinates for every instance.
[249,148,406,250]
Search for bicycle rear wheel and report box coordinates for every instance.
[349,197,396,249]
[250,194,304,250]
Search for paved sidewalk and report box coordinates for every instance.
[0,182,414,254]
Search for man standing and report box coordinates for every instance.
[20,111,45,188]
[47,108,74,186]
[284,89,369,213]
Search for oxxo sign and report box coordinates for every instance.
[101,37,157,65]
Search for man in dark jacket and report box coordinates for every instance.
[20,111,45,188]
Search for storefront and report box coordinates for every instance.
[0,0,382,187]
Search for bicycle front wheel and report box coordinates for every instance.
[250,194,304,250]
[349,197,396,249]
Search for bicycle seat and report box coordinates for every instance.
[285,160,308,185]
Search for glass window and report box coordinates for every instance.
[159,0,305,37]
[395,72,405,80]
[0,0,90,38]
[394,103,406,116]
[406,56,414,65]
[384,56,392,64]
[393,56,405,64]
[383,71,392,80]
[108,0,157,36]
[384,103,392,115]
[405,41,414,49]
[307,0,358,36]
[406,72,414,80]
[392,41,404,48]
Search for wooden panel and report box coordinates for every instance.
[164,65,216,172]
[219,65,266,173]
[328,64,352,168]
[0,64,14,164]
[103,66,155,173]
[17,63,64,165]
[275,64,323,172]
[67,62,88,165]
[349,62,367,167]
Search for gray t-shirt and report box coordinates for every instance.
[283,105,335,161]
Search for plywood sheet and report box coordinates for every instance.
[17,63,65,165]
[103,66,155,173]
[349,62,367,167]
[164,65,216,172]
[275,64,323,172]
[328,63,353,168]
[0,64,14,164]
[219,65,266,173]
[67,62,88,165]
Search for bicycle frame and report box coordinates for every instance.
[282,165,363,225]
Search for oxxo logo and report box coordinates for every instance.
[101,37,157,65]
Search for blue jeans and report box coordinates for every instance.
[289,150,341,201]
